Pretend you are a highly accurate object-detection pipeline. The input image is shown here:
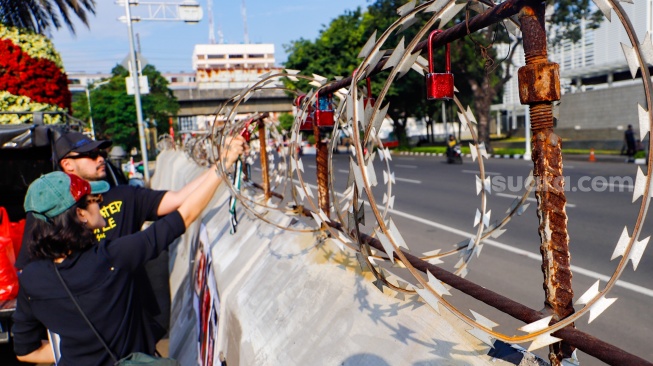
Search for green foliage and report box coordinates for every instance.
[0,0,96,35]
[283,0,597,150]
[72,64,179,152]
[278,113,294,132]
[547,0,603,45]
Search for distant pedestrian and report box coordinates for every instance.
[625,124,637,161]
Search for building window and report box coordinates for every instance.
[229,54,244,59]
[248,54,265,58]
[208,54,225,59]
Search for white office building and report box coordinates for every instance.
[493,2,650,144]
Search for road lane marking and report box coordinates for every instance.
[385,208,652,297]
[395,164,418,168]
[302,182,652,298]
[395,177,421,184]
[495,193,576,208]
[462,169,502,175]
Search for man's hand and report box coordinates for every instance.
[221,135,248,170]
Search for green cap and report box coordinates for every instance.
[24,172,110,222]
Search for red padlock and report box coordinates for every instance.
[294,94,314,131]
[426,29,454,101]
[315,92,335,127]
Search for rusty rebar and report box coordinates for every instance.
[313,126,330,218]
[519,5,574,364]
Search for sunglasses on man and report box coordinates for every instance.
[64,150,108,160]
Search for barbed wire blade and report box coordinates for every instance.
[412,55,428,75]
[621,42,639,79]
[383,37,405,70]
[295,185,306,201]
[358,30,378,59]
[397,49,421,79]
[397,13,419,33]
[437,2,466,29]
[364,49,387,79]
[592,0,613,22]
[587,296,618,323]
[575,280,601,306]
[610,226,631,261]
[467,310,499,346]
[526,333,562,352]
[387,218,409,250]
[397,0,415,16]
[425,0,448,13]
[637,103,650,141]
[376,228,396,264]
[628,236,650,270]
[640,32,653,66]
[632,166,646,203]
[517,203,530,216]
[519,316,552,334]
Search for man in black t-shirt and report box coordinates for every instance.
[17,132,220,340]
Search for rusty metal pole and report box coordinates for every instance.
[518,4,574,364]
[257,120,271,200]
[313,125,330,219]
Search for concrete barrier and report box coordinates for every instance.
[151,150,543,366]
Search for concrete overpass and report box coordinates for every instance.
[173,87,293,117]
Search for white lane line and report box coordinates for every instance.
[495,192,577,208]
[305,182,652,298]
[308,165,316,169]
[386,208,652,297]
[395,164,418,168]
[593,182,633,192]
[395,177,422,184]
[334,170,421,183]
[462,170,502,175]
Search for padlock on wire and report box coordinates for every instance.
[426,29,454,101]
[294,94,314,131]
[315,92,335,127]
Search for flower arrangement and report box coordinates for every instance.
[0,24,71,124]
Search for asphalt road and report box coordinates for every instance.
[294,151,652,365]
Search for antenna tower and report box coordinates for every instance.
[241,0,249,44]
[207,0,215,44]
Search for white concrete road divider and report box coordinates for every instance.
[151,150,544,366]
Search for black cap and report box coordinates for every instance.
[55,132,112,162]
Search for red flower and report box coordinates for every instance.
[0,38,71,111]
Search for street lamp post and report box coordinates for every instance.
[119,0,202,183]
[124,0,151,182]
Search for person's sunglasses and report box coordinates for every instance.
[86,194,103,205]
[65,150,108,160]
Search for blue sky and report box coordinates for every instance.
[50,0,371,74]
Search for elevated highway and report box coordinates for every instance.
[173,87,293,117]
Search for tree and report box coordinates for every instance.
[0,0,96,34]
[72,64,179,152]
[283,0,599,151]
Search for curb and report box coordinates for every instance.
[393,151,527,160]
[392,151,648,164]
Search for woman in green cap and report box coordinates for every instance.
[12,136,246,365]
